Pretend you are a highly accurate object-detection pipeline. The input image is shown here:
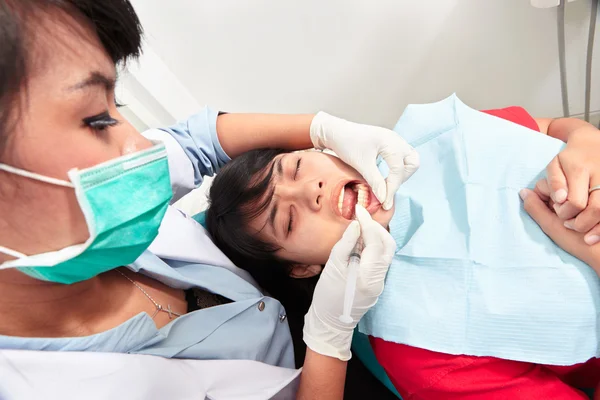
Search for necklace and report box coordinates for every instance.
[117,269,182,320]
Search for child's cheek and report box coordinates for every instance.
[373,205,394,228]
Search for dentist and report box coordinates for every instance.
[0,0,417,398]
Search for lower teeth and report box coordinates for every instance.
[354,184,369,208]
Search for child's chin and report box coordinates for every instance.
[372,206,394,228]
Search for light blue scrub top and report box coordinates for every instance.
[0,108,295,369]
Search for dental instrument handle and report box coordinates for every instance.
[339,238,364,324]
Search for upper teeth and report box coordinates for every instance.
[338,183,369,214]
[338,187,345,212]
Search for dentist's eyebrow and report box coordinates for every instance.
[67,71,116,92]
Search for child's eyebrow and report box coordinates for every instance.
[268,202,278,235]
[267,156,285,236]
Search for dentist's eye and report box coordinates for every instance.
[294,158,302,180]
[83,111,119,132]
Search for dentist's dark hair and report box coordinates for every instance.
[0,0,142,153]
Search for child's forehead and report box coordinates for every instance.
[294,148,340,158]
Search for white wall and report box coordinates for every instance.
[127,0,599,129]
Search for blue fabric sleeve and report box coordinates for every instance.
[157,107,231,186]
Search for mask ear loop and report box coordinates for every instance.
[0,164,74,188]
[0,165,74,263]
[0,246,26,260]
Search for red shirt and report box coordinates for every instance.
[370,107,600,400]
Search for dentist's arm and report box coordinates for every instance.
[297,206,397,399]
[216,113,314,157]
[297,350,347,400]
[145,111,315,202]
[150,110,419,208]
[218,112,419,210]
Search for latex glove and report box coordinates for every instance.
[310,112,420,210]
[520,188,600,277]
[303,205,397,361]
[543,126,600,242]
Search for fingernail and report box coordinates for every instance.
[553,203,561,213]
[585,235,600,245]
[519,189,529,201]
[554,189,567,204]
[563,220,574,230]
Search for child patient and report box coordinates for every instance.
[206,96,600,399]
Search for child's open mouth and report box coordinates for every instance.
[337,181,381,219]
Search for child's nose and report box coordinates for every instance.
[302,179,324,211]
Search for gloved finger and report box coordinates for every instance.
[584,223,600,246]
[359,162,388,206]
[564,190,600,233]
[382,170,402,211]
[381,148,420,210]
[355,205,396,264]
[402,148,421,178]
[534,179,551,202]
[380,226,398,261]
[362,223,397,266]
[355,206,395,295]
[546,156,568,204]
[354,205,383,247]
[329,220,361,265]
[553,156,590,221]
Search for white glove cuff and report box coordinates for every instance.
[303,308,353,362]
[303,332,352,362]
[309,111,335,150]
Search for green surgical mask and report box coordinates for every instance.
[0,143,172,284]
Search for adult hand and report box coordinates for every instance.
[303,205,396,361]
[543,127,600,239]
[310,112,420,210]
[521,188,600,277]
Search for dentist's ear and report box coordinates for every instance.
[290,264,323,279]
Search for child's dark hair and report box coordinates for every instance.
[206,149,291,280]
[205,149,319,303]
[206,149,319,367]
[206,149,319,366]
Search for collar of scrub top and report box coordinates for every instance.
[148,206,261,291]
[128,250,283,358]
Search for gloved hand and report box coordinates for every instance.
[310,112,420,210]
[303,205,397,361]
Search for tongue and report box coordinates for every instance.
[342,186,357,219]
